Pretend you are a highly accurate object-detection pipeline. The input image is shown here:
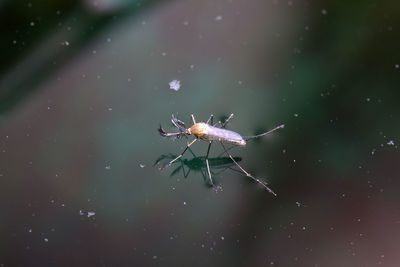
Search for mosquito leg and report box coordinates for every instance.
[205,141,215,186]
[221,113,234,128]
[162,138,198,169]
[214,113,234,128]
[206,114,214,125]
[191,114,196,124]
[213,121,222,127]
[158,125,184,138]
[216,144,235,157]
[243,124,285,140]
[171,114,186,131]
[219,142,277,196]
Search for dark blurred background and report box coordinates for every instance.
[1,0,399,266]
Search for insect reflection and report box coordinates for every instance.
[155,150,242,185]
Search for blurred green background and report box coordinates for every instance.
[1,0,400,266]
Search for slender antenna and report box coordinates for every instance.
[243,124,285,140]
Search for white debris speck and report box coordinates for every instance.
[169,80,181,91]
[395,64,399,69]
[30,21,35,26]
[105,164,111,170]
[371,148,376,155]
[161,52,167,56]
[28,229,32,233]
[79,210,84,215]
[183,21,189,26]
[294,113,299,117]
[321,9,327,15]
[387,140,395,146]
[44,238,49,242]
[221,236,225,240]
[87,211,96,218]
[215,15,223,21]
[139,163,145,168]
[366,98,370,102]
[183,201,187,206]
[295,201,301,207]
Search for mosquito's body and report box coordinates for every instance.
[187,123,246,146]
[158,114,284,196]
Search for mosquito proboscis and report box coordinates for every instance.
[158,114,284,196]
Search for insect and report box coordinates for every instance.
[158,114,284,196]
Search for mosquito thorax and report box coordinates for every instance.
[188,123,208,138]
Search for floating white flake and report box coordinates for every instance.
[169,80,181,91]
[87,211,96,218]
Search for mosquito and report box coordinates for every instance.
[158,114,284,196]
